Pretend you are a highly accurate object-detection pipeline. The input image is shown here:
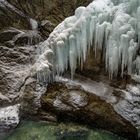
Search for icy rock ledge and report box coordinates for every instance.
[34,0,140,82]
[0,104,20,131]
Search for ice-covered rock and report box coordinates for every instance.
[36,0,140,81]
[0,104,20,131]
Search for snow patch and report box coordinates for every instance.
[0,104,20,130]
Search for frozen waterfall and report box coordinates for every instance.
[34,0,140,82]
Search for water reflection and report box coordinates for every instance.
[2,121,126,140]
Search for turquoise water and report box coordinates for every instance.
[1,121,127,140]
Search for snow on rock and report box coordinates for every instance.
[30,18,38,30]
[132,75,140,83]
[35,0,140,81]
[0,104,20,131]
[55,75,115,104]
[114,84,140,126]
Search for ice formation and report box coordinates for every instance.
[36,0,140,82]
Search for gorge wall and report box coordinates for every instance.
[0,0,140,140]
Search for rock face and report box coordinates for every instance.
[0,0,92,37]
[0,43,36,106]
[0,0,93,130]
[41,75,140,140]
[0,0,93,106]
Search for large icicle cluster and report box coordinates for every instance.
[35,0,140,82]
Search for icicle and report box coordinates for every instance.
[135,56,140,75]
[89,16,97,46]
[81,18,88,62]
[120,34,129,75]
[69,34,77,79]
[128,39,138,74]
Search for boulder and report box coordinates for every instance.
[41,75,140,140]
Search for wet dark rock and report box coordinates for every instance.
[40,19,55,38]
[83,47,103,73]
[138,128,140,140]
[38,111,57,122]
